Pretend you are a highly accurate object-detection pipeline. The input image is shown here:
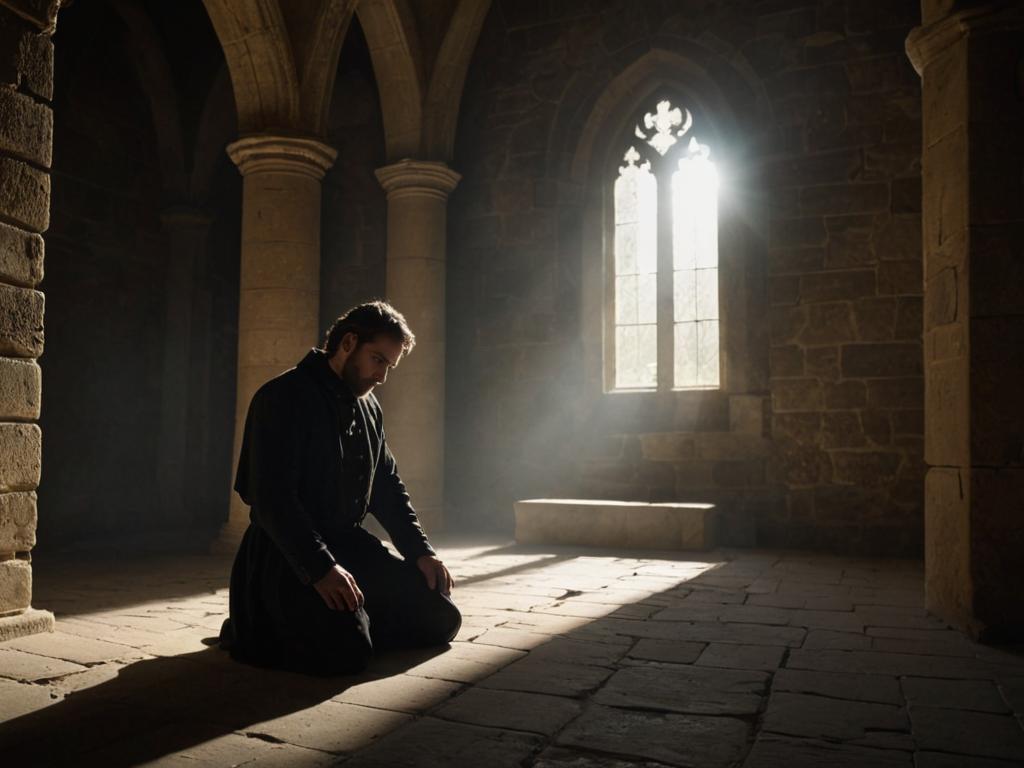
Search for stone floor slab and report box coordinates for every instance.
[0,647,87,682]
[772,667,902,705]
[479,657,613,697]
[342,716,544,768]
[695,642,785,671]
[556,703,749,768]
[533,746,675,767]
[909,706,1024,761]
[595,663,767,716]
[0,676,60,720]
[331,674,462,714]
[762,691,909,745]
[743,733,912,767]
[246,700,411,754]
[435,687,582,734]
[625,638,705,664]
[901,677,1009,713]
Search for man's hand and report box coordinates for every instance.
[417,555,454,595]
[313,564,365,611]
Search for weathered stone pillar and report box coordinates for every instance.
[375,160,460,533]
[0,0,57,640]
[216,135,336,546]
[156,207,211,526]
[907,1,1024,640]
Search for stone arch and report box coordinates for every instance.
[106,0,187,200]
[567,45,771,185]
[422,0,492,161]
[298,0,358,135]
[201,0,299,133]
[356,0,424,161]
[190,65,238,203]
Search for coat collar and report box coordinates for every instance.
[298,348,356,406]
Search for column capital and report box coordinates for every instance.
[226,135,337,180]
[906,2,1024,75]
[375,159,461,201]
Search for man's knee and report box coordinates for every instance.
[428,596,462,644]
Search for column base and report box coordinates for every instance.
[0,608,54,643]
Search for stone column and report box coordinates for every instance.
[216,135,337,547]
[0,0,56,640]
[156,207,211,526]
[375,160,460,533]
[907,1,1024,640]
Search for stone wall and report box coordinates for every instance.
[0,0,57,635]
[38,0,239,549]
[448,0,924,554]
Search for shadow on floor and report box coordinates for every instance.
[0,643,448,766]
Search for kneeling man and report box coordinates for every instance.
[220,301,460,675]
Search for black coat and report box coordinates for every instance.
[233,348,435,586]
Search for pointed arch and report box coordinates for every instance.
[106,0,187,200]
[422,0,492,161]
[298,0,359,135]
[356,0,424,160]
[201,0,299,133]
[568,46,769,185]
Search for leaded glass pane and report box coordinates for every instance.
[616,324,657,389]
[697,319,720,387]
[614,222,637,275]
[674,321,697,388]
[615,274,637,325]
[637,273,657,324]
[696,268,718,320]
[674,269,696,322]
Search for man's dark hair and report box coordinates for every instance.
[323,300,416,356]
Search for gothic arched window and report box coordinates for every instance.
[610,99,720,391]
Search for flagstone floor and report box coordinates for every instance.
[1,536,1022,767]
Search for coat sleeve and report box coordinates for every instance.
[236,384,337,585]
[367,427,436,563]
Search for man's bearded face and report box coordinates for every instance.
[340,336,404,397]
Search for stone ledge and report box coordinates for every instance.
[0,606,53,642]
[515,498,717,550]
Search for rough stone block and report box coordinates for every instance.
[0,283,43,356]
[772,413,821,443]
[825,380,867,409]
[770,218,826,249]
[925,359,968,466]
[832,451,902,486]
[640,432,694,461]
[0,8,54,99]
[0,357,39,418]
[0,423,41,491]
[729,395,765,435]
[841,344,922,377]
[515,499,717,550]
[0,156,48,232]
[0,219,42,287]
[800,303,855,345]
[822,412,866,448]
[0,558,30,613]
[800,183,889,216]
[694,432,770,460]
[0,87,51,167]
[772,379,822,412]
[801,270,876,303]
[853,297,897,341]
[0,491,34,552]
[770,345,803,377]
[878,260,922,295]
[805,346,840,380]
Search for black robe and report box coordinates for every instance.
[222,348,438,668]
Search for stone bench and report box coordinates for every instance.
[514,499,717,551]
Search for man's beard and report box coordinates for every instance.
[341,358,375,398]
